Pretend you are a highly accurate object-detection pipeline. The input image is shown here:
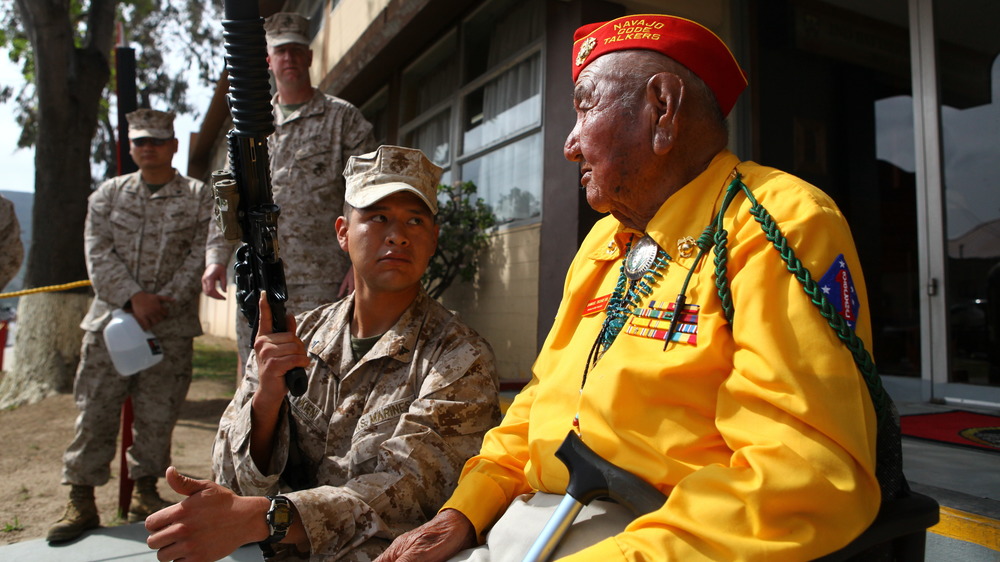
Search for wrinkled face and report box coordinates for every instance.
[337,191,439,295]
[129,137,177,170]
[563,54,658,228]
[267,43,312,87]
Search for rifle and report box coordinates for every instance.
[215,0,307,396]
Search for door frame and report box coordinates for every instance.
[903,0,1000,407]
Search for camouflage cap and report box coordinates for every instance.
[264,12,310,48]
[344,145,443,214]
[126,108,175,140]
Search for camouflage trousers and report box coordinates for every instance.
[61,331,194,486]
[236,283,342,371]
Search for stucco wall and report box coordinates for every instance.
[199,281,239,341]
[440,223,540,384]
[311,0,392,86]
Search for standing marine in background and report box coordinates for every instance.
[47,109,214,543]
[203,11,376,373]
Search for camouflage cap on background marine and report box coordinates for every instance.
[264,12,311,49]
[344,145,443,215]
[126,109,175,140]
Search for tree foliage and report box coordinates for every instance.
[0,0,225,407]
[423,181,497,300]
[1,0,225,181]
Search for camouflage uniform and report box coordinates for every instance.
[0,194,23,289]
[213,289,501,561]
[206,90,375,362]
[63,171,212,485]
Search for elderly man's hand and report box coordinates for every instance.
[375,509,477,562]
[145,467,270,562]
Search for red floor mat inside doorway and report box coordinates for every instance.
[900,410,1000,453]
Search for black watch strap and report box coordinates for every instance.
[259,495,293,557]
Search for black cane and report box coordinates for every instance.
[522,431,668,562]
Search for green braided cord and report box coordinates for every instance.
[711,176,747,326]
[713,229,735,325]
[695,225,715,251]
[712,175,891,426]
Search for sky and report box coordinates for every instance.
[0,50,209,193]
[0,54,34,193]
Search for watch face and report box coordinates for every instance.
[268,496,293,534]
[273,508,292,526]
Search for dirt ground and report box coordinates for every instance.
[0,335,239,546]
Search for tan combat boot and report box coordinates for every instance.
[46,485,100,543]
[128,476,173,522]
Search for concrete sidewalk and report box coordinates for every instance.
[897,400,1000,560]
[0,522,262,561]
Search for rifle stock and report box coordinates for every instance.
[219,0,307,396]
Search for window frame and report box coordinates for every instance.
[395,0,546,227]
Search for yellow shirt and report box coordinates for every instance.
[444,151,881,560]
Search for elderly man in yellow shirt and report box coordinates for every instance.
[379,13,901,562]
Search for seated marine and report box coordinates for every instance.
[146,145,502,561]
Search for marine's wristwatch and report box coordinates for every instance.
[259,495,293,557]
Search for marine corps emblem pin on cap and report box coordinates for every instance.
[571,14,749,116]
[344,145,444,215]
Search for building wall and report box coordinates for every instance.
[199,282,239,341]
[310,0,392,86]
[622,0,730,30]
[440,223,540,383]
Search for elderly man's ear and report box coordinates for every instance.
[648,72,684,156]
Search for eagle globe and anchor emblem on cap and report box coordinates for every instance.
[576,36,597,66]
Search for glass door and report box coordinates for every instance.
[754,0,920,378]
[932,0,1000,389]
[754,0,1000,404]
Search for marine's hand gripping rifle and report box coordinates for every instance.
[215,0,307,396]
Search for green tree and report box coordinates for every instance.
[2,1,224,182]
[0,0,223,407]
[423,181,497,300]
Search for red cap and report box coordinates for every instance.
[572,14,748,116]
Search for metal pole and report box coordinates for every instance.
[522,495,584,562]
[114,21,138,518]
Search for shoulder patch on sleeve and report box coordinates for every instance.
[819,253,860,330]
